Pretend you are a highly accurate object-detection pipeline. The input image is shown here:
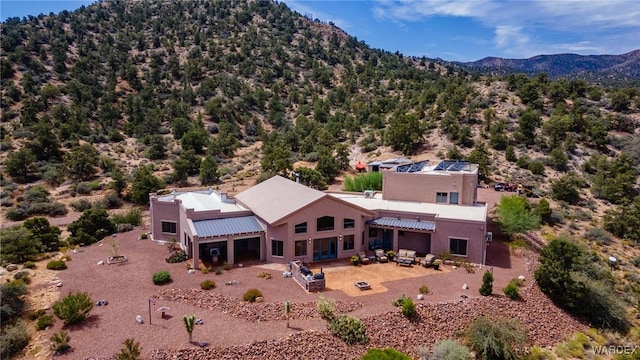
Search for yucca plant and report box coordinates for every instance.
[117,338,141,360]
[183,314,196,343]
[284,301,291,328]
[50,331,71,355]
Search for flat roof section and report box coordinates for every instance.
[329,193,487,223]
[157,190,247,212]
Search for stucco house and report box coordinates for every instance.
[149,160,489,269]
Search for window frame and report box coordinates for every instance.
[343,218,355,229]
[436,192,448,203]
[161,221,177,234]
[316,216,335,232]
[342,234,355,251]
[450,192,459,204]
[294,222,307,234]
[271,239,284,257]
[449,237,468,257]
[294,240,307,257]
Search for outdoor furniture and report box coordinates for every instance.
[374,249,388,263]
[420,254,436,267]
[354,281,371,290]
[395,249,416,266]
[358,252,370,265]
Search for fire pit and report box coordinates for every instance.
[354,281,371,290]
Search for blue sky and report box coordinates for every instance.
[2,0,638,62]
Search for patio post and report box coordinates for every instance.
[148,298,156,325]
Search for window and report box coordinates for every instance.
[450,192,459,204]
[436,192,448,203]
[343,218,355,229]
[294,240,307,256]
[369,228,378,237]
[271,240,284,257]
[342,235,355,250]
[316,216,334,231]
[294,222,307,234]
[449,238,468,256]
[161,221,177,234]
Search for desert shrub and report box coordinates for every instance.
[0,281,27,324]
[50,331,71,355]
[200,279,216,290]
[152,271,172,285]
[46,259,67,270]
[583,227,612,244]
[243,288,263,302]
[362,348,411,359]
[117,338,141,360]
[140,233,148,239]
[22,261,36,269]
[503,281,520,300]
[28,309,46,320]
[466,316,527,360]
[73,182,93,194]
[215,267,223,275]
[317,296,336,321]
[257,271,272,279]
[401,297,416,319]
[70,199,93,212]
[419,285,431,294]
[632,257,640,268]
[111,208,142,227]
[433,339,472,360]
[101,191,125,209]
[223,262,234,271]
[116,223,135,232]
[36,314,54,330]
[392,294,408,307]
[0,321,30,359]
[329,315,368,345]
[52,292,93,326]
[479,270,494,296]
[13,270,31,285]
[165,250,188,263]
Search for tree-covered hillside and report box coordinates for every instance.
[1,0,639,230]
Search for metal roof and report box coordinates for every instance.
[367,217,436,231]
[193,216,264,238]
[234,176,325,224]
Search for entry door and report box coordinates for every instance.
[313,237,337,261]
[382,229,393,249]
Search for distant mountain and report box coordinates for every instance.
[457,50,640,80]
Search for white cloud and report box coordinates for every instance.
[282,0,351,30]
[494,26,528,48]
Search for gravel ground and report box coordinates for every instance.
[28,226,587,360]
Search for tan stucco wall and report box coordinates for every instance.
[382,171,478,205]
[263,196,372,263]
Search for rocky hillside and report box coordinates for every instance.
[458,50,640,81]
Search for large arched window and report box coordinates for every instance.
[316,216,334,231]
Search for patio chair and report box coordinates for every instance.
[358,252,370,265]
[374,249,388,263]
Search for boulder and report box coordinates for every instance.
[6,264,19,272]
